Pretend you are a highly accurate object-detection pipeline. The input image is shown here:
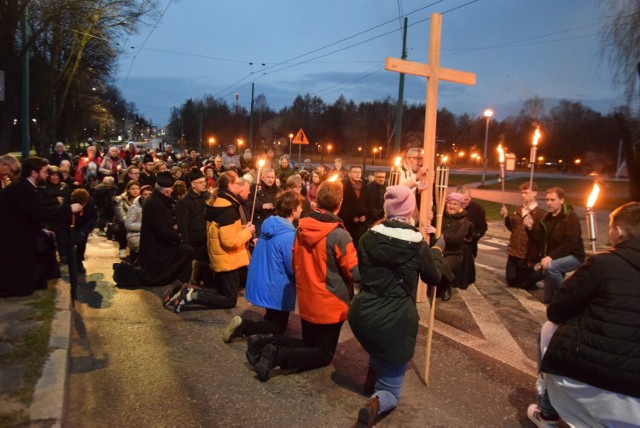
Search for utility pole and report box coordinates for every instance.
[21,4,30,159]
[197,102,203,153]
[393,17,408,156]
[249,83,255,150]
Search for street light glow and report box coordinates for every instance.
[484,109,494,118]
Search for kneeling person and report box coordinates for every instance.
[222,190,303,343]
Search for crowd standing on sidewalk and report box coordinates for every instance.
[1,142,639,426]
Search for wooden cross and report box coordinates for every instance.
[385,12,476,385]
[386,12,476,233]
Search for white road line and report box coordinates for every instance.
[475,262,504,276]
[504,287,547,320]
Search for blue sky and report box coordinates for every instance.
[115,0,622,127]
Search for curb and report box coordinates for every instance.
[28,278,72,427]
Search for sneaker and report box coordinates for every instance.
[119,249,127,259]
[222,316,243,343]
[166,284,192,313]
[527,404,559,428]
[162,280,183,307]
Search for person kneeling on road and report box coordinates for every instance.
[221,190,303,344]
[165,171,254,312]
[527,202,640,427]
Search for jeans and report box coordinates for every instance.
[543,255,581,303]
[368,356,408,414]
[536,322,560,418]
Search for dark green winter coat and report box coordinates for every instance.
[348,221,443,364]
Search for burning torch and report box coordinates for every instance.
[529,128,541,193]
[249,159,266,224]
[498,144,505,206]
[390,156,402,186]
[586,183,600,253]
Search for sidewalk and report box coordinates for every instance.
[0,269,73,427]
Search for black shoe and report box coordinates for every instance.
[246,334,275,367]
[166,284,192,313]
[112,263,120,283]
[441,288,452,301]
[254,344,284,382]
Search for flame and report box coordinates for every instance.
[394,156,402,168]
[532,128,541,146]
[441,155,448,164]
[257,159,265,168]
[587,183,600,209]
[327,174,339,182]
[497,145,505,163]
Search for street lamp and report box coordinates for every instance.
[372,147,378,164]
[208,137,216,154]
[289,133,294,158]
[481,108,493,185]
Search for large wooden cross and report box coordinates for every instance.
[386,13,476,233]
[385,13,476,385]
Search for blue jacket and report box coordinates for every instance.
[245,215,296,311]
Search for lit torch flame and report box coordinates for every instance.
[441,155,448,165]
[327,174,339,183]
[587,183,600,209]
[532,128,541,146]
[394,156,402,168]
[257,159,265,169]
[497,144,505,163]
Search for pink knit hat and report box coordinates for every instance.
[446,192,465,204]
[384,185,415,219]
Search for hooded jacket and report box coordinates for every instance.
[541,238,640,398]
[349,222,443,364]
[205,190,252,273]
[293,209,360,324]
[245,216,296,311]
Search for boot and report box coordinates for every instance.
[254,344,287,382]
[363,367,378,395]
[352,397,380,428]
[246,334,275,366]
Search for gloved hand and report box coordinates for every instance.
[433,235,445,251]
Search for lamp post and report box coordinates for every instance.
[481,108,493,185]
[208,137,215,155]
[288,133,293,158]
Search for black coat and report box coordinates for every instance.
[139,189,184,269]
[248,181,281,224]
[366,181,386,221]
[537,204,585,262]
[175,188,209,247]
[0,178,72,297]
[541,238,640,398]
[338,178,371,245]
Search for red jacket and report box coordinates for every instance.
[293,209,360,324]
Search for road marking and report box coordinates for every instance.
[505,287,547,319]
[475,262,504,276]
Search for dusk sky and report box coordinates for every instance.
[115,0,622,128]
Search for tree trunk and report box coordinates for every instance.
[615,112,640,200]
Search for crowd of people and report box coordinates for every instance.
[1,141,639,427]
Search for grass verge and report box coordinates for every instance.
[0,287,56,426]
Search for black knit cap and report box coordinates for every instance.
[188,169,204,182]
[156,171,174,188]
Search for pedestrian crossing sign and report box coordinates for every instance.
[292,129,309,145]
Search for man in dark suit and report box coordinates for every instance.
[0,157,82,297]
[367,170,387,222]
[338,165,371,246]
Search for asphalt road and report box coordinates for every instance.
[66,226,544,427]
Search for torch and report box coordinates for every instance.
[425,157,448,386]
[497,144,505,206]
[327,173,340,183]
[249,159,266,224]
[529,128,541,193]
[586,183,600,254]
[390,156,402,186]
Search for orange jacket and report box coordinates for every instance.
[293,209,360,324]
